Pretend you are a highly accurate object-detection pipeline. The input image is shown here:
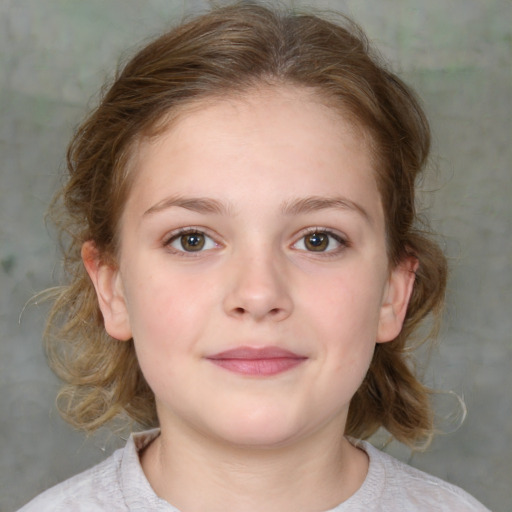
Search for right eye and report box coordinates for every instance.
[166,230,217,253]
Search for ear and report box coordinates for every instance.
[81,241,132,341]
[377,256,418,343]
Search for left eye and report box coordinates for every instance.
[293,231,345,252]
[168,231,217,252]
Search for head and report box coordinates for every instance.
[47,2,446,446]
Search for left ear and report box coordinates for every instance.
[377,256,418,343]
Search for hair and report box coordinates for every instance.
[45,2,447,447]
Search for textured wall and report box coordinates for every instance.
[1,1,510,511]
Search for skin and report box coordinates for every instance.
[83,86,416,512]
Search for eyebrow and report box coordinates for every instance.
[144,196,229,216]
[144,194,372,223]
[281,196,372,223]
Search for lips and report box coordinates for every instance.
[206,346,307,376]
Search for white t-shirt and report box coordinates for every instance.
[18,429,490,511]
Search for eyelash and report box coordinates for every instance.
[163,227,220,256]
[162,227,350,256]
[292,227,349,256]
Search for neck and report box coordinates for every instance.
[140,417,368,512]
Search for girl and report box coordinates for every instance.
[19,3,490,511]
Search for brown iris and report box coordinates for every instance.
[304,232,329,251]
[180,232,205,251]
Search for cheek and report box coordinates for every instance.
[123,267,220,357]
[125,280,195,394]
[122,277,180,358]
[299,267,385,385]
[303,269,385,337]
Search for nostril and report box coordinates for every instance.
[231,306,282,317]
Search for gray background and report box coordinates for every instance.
[1,1,510,511]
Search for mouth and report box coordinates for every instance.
[206,346,307,376]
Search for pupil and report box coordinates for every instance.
[306,232,328,251]
[187,235,200,246]
[182,233,205,251]
[309,234,323,246]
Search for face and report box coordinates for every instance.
[84,87,415,448]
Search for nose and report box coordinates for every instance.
[222,249,293,322]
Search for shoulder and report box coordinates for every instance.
[17,448,125,512]
[347,440,491,512]
[17,429,167,512]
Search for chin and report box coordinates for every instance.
[205,410,309,449]
[217,428,301,450]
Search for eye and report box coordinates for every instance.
[167,230,217,253]
[293,230,347,253]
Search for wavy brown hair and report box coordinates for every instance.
[45,2,447,446]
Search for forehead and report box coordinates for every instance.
[124,86,381,217]
[135,85,372,157]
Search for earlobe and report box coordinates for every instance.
[81,241,132,341]
[376,256,418,343]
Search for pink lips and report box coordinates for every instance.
[207,346,307,376]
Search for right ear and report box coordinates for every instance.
[81,241,132,341]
